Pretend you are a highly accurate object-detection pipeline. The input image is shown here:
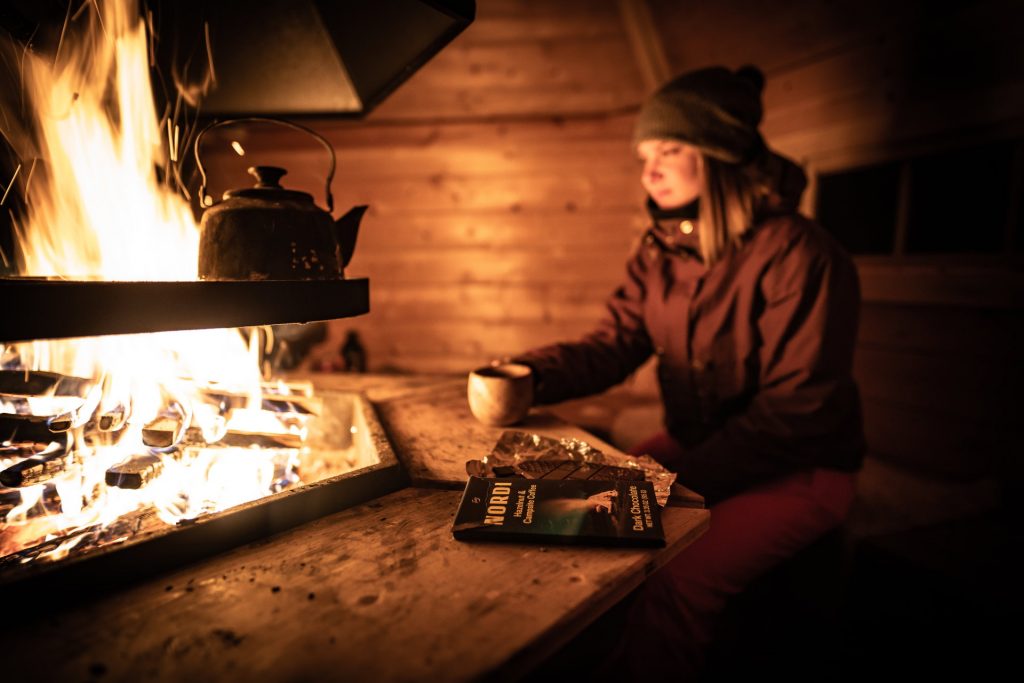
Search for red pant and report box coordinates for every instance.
[611,432,857,680]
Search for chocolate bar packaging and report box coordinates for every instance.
[466,430,677,506]
[452,476,666,548]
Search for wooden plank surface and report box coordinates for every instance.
[361,376,642,485]
[0,376,708,683]
[0,487,706,683]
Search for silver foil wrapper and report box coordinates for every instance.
[466,430,676,507]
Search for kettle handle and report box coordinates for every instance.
[194,117,336,213]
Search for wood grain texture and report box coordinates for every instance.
[646,0,1024,169]
[369,376,640,484]
[0,488,707,683]
[369,0,645,119]
[0,376,709,683]
[196,0,1023,503]
[194,1,648,377]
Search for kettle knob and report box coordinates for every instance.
[248,165,287,189]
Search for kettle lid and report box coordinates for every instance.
[223,166,315,204]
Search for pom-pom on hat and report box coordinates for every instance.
[632,65,766,163]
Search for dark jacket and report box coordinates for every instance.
[515,155,865,503]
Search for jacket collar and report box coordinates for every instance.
[645,197,702,258]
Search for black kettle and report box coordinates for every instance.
[194,118,366,280]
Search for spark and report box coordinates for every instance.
[231,141,245,156]
[166,119,177,162]
[18,25,38,118]
[53,1,74,67]
[204,21,216,85]
[0,163,21,206]
[23,158,38,200]
[90,0,108,39]
[71,0,92,22]
[146,9,156,67]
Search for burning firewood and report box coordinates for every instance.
[0,437,73,487]
[0,442,51,460]
[105,454,164,489]
[0,413,63,444]
[1,375,102,436]
[0,483,62,517]
[141,415,303,450]
[0,370,93,398]
[46,413,73,432]
[98,404,130,431]
[141,416,196,449]
[199,386,323,416]
[0,507,156,568]
[219,431,303,450]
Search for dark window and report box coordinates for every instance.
[816,162,901,255]
[905,142,1012,254]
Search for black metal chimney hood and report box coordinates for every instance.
[0,0,475,118]
[0,0,475,339]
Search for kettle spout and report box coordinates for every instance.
[335,205,368,269]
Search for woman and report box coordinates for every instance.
[512,66,865,678]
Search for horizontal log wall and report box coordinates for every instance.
[202,0,649,375]
[202,1,1023,491]
[648,0,1024,171]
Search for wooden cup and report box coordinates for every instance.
[467,363,534,426]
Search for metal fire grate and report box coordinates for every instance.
[0,388,406,598]
[0,276,409,600]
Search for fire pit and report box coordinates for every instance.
[0,0,419,596]
[0,380,404,597]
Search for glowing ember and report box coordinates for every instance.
[0,0,323,564]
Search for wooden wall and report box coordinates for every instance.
[648,0,1024,172]
[203,0,649,374]
[202,1,1024,511]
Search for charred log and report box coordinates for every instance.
[0,442,51,460]
[142,415,303,450]
[219,430,303,450]
[46,413,73,432]
[0,414,61,443]
[1,484,62,517]
[199,387,322,415]
[141,417,197,449]
[105,454,164,489]
[0,507,156,568]
[0,438,73,487]
[98,405,129,431]
[0,370,93,397]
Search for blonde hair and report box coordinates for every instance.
[697,154,770,265]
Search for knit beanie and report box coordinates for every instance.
[632,65,766,163]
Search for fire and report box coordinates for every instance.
[0,0,308,563]
[14,0,198,281]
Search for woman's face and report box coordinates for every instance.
[637,139,703,209]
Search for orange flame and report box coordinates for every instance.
[1,0,301,561]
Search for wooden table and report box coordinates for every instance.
[0,375,708,683]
